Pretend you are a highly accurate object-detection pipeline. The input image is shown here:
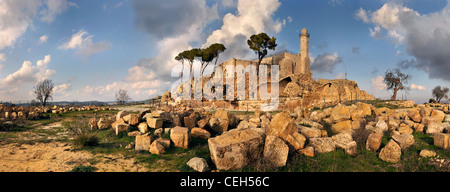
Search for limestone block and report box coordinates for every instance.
[149,140,165,155]
[135,134,153,151]
[170,126,190,149]
[208,128,264,170]
[263,136,289,167]
[187,157,209,172]
[191,128,211,139]
[434,133,450,149]
[308,137,335,153]
[366,133,383,152]
[379,139,402,163]
[147,117,163,129]
[137,122,149,134]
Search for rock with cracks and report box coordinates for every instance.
[208,128,264,171]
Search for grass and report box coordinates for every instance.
[69,165,98,172]
[2,106,448,172]
[352,100,400,109]
[134,137,212,172]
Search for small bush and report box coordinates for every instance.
[353,127,371,148]
[73,132,99,147]
[69,165,97,172]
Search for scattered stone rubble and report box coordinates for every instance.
[6,101,449,171]
[85,101,450,171]
[0,104,115,123]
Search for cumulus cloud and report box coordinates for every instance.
[0,55,55,89]
[410,83,426,91]
[79,0,221,100]
[371,76,387,90]
[40,0,77,23]
[85,0,287,101]
[369,26,383,39]
[357,2,450,82]
[39,35,48,44]
[204,0,286,60]
[310,52,343,74]
[355,8,370,23]
[58,30,111,57]
[0,0,40,50]
[53,83,72,97]
[0,0,74,52]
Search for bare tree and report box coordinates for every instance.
[34,79,54,107]
[384,68,410,100]
[115,89,131,105]
[432,86,449,103]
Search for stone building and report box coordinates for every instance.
[174,28,374,110]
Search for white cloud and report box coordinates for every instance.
[355,8,369,23]
[0,54,55,88]
[58,30,88,49]
[40,0,77,23]
[39,35,48,44]
[58,30,111,57]
[287,16,293,23]
[85,0,287,101]
[371,76,387,91]
[369,26,383,39]
[53,83,72,96]
[81,79,164,101]
[204,0,285,60]
[0,0,73,52]
[410,83,426,91]
[0,0,40,50]
[356,2,450,82]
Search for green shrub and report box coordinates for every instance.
[73,132,99,147]
[69,165,97,172]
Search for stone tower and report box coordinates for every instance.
[299,28,310,74]
[296,28,310,74]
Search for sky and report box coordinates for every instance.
[0,0,449,104]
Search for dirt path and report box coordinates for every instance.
[0,119,151,172]
[0,141,150,172]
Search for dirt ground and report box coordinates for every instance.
[0,141,150,172]
[0,114,151,172]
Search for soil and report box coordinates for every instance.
[0,141,150,172]
[0,118,151,172]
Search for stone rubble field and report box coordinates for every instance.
[1,101,449,172]
[86,101,449,172]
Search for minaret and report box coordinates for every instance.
[299,28,310,74]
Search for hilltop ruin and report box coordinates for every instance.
[171,28,374,111]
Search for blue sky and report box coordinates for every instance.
[0,0,449,104]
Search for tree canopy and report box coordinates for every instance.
[247,32,277,75]
[34,79,54,107]
[432,86,449,103]
[384,68,410,100]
